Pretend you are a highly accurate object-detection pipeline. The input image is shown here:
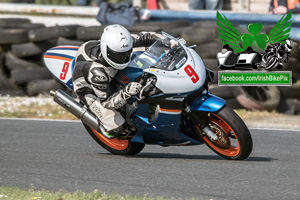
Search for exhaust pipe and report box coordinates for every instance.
[50,89,100,132]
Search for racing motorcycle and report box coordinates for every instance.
[44,33,253,160]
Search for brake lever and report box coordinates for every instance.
[138,73,148,85]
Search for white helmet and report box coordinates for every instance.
[100,24,133,70]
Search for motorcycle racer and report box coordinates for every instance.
[72,24,161,137]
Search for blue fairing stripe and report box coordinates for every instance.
[44,52,75,60]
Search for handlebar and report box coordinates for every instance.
[135,73,156,101]
[136,78,155,101]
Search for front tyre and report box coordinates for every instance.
[83,124,145,155]
[196,106,253,160]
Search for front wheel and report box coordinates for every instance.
[195,106,253,160]
[83,124,145,155]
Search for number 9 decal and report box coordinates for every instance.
[184,65,199,83]
[60,62,70,80]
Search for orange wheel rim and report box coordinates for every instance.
[201,113,241,157]
[91,128,129,150]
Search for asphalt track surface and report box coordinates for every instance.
[1,118,300,200]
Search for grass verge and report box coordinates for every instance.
[0,95,77,120]
[0,187,170,200]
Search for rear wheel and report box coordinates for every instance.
[195,106,253,160]
[83,124,145,155]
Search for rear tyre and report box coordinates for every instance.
[194,106,253,160]
[83,124,145,155]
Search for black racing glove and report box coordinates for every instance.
[122,82,142,100]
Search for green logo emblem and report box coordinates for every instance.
[216,11,292,53]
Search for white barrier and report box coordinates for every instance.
[0,3,98,16]
[0,13,100,26]
[0,3,100,26]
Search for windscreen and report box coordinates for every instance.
[131,33,187,71]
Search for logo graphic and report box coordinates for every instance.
[216,11,293,86]
[121,44,129,48]
[217,11,292,53]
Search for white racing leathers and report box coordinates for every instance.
[72,32,161,136]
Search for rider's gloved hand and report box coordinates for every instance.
[162,38,180,48]
[178,38,186,45]
[122,82,142,100]
[170,39,179,48]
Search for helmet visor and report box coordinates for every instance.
[107,47,132,64]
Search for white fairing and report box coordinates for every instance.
[145,48,206,94]
[43,46,79,89]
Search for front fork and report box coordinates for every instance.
[203,126,219,141]
[185,110,218,141]
[186,90,226,141]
